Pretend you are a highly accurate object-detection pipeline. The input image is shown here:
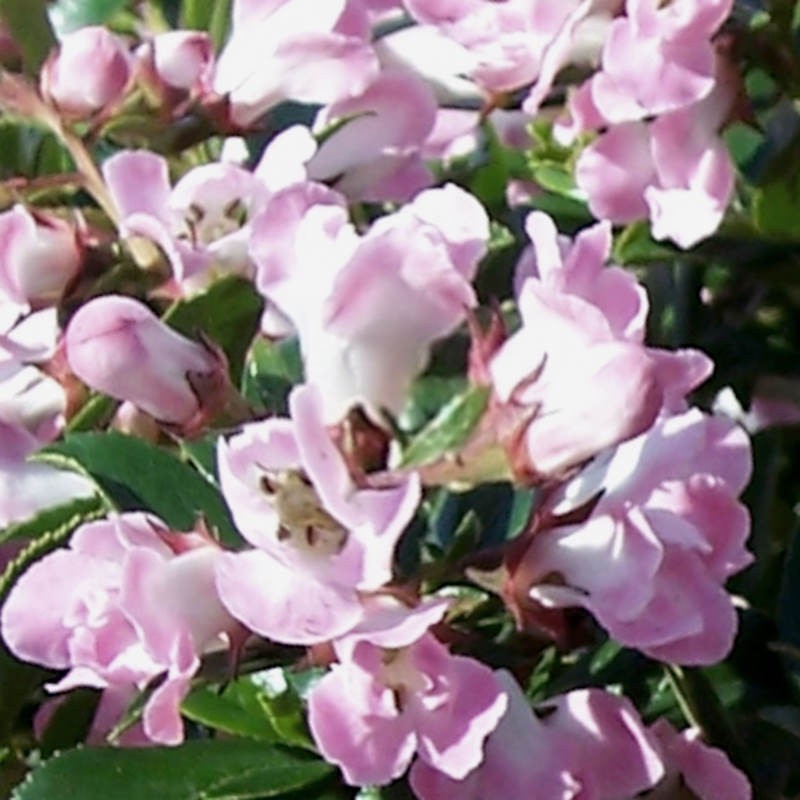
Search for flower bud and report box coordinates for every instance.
[147,30,214,92]
[40,26,132,118]
[0,205,81,308]
[65,295,229,432]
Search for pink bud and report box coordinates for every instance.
[65,295,229,432]
[145,30,214,92]
[41,26,132,118]
[0,205,81,308]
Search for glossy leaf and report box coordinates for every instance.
[36,432,240,545]
[13,739,333,800]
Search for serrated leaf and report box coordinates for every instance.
[165,277,264,385]
[0,494,108,601]
[0,493,107,545]
[36,432,240,546]
[12,740,333,800]
[400,386,489,468]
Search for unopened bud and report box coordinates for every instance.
[65,295,230,434]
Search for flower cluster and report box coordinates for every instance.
[0,0,764,797]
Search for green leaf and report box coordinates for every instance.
[241,337,303,416]
[12,740,333,800]
[181,682,278,743]
[400,386,489,468]
[48,0,128,35]
[0,494,109,602]
[36,432,240,546]
[165,277,264,385]
[0,493,107,545]
[752,173,800,240]
[0,0,55,74]
[612,221,678,265]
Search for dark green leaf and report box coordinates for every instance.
[0,493,107,545]
[181,683,278,742]
[400,386,489,468]
[165,277,264,385]
[0,494,109,602]
[36,432,240,546]
[612,221,678,265]
[0,0,55,74]
[241,336,303,415]
[48,0,128,34]
[12,740,333,800]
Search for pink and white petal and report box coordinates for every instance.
[412,641,507,780]
[1,549,117,668]
[103,150,172,221]
[215,550,363,645]
[576,122,655,223]
[308,654,417,786]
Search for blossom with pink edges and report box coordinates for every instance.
[526,408,752,664]
[212,0,378,127]
[306,70,438,203]
[65,295,229,432]
[41,26,132,118]
[0,513,236,745]
[488,213,711,479]
[215,383,420,644]
[250,181,488,423]
[410,671,665,799]
[0,205,81,310]
[102,138,308,292]
[308,598,507,786]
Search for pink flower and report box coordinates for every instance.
[1,513,236,745]
[0,205,81,309]
[307,600,507,786]
[487,212,713,478]
[648,719,751,800]
[306,70,438,203]
[0,362,94,527]
[410,672,664,799]
[250,181,488,422]
[573,52,737,248]
[215,383,420,644]
[40,26,132,118]
[213,0,378,127]
[139,30,214,93]
[526,409,752,664]
[102,149,282,292]
[589,0,732,123]
[65,295,230,433]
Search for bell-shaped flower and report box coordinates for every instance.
[410,671,665,799]
[250,181,488,423]
[40,26,132,118]
[589,0,732,123]
[215,383,420,644]
[65,295,230,433]
[574,52,737,248]
[306,70,438,203]
[212,0,378,127]
[1,512,237,745]
[137,30,215,94]
[488,210,713,478]
[307,598,507,786]
[0,205,81,311]
[526,409,752,664]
